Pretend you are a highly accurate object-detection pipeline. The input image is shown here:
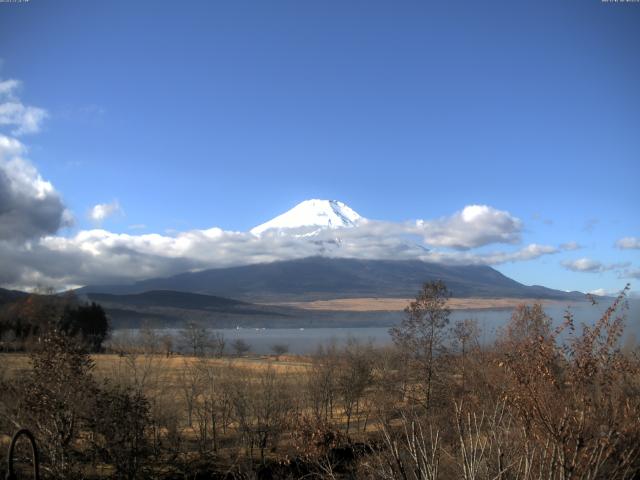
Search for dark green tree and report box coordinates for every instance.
[59,302,110,352]
[0,293,109,352]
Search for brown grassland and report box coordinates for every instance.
[271,297,574,312]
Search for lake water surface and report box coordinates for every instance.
[124,299,640,355]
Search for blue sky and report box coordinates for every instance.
[0,0,638,294]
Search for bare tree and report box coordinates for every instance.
[368,413,441,480]
[180,321,210,357]
[336,339,374,435]
[270,343,289,360]
[390,280,451,411]
[452,318,481,396]
[215,366,237,436]
[193,359,228,453]
[232,338,251,357]
[90,384,151,480]
[178,360,202,428]
[210,331,226,357]
[160,333,173,357]
[139,322,159,354]
[229,366,292,463]
[369,346,407,425]
[307,342,339,422]
[107,348,166,396]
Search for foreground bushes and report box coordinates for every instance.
[0,284,638,479]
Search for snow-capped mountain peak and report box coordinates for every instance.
[250,199,364,236]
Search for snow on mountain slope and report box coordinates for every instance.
[251,199,365,236]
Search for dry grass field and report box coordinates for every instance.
[271,296,573,311]
[0,352,311,383]
[0,352,319,476]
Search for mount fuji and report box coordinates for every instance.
[77,199,585,311]
[250,199,364,236]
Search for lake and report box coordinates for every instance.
[121,299,640,355]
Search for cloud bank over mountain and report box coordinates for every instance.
[0,134,615,290]
[0,201,568,290]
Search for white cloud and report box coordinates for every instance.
[619,268,640,280]
[561,258,630,273]
[486,244,559,263]
[247,204,523,251]
[419,243,559,266]
[0,134,70,242]
[0,218,565,290]
[615,237,640,250]
[0,79,65,241]
[588,288,611,297]
[414,205,522,250]
[0,80,20,96]
[89,200,123,222]
[0,79,48,135]
[560,241,582,251]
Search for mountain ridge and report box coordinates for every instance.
[77,256,585,302]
